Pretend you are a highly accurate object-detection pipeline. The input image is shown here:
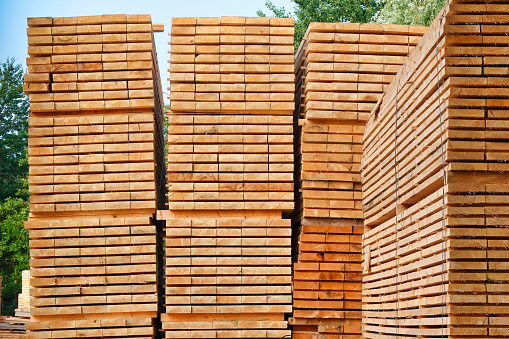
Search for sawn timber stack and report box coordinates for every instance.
[362,0,509,337]
[292,22,426,338]
[162,16,294,338]
[23,15,165,339]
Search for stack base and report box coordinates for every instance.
[291,218,362,339]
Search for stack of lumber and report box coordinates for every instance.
[23,15,165,339]
[0,274,27,339]
[15,270,30,320]
[24,15,160,112]
[294,21,427,222]
[167,16,294,212]
[169,16,294,113]
[0,317,25,339]
[24,14,166,213]
[292,22,427,338]
[161,217,292,338]
[16,271,30,312]
[362,0,509,337]
[27,112,159,213]
[0,272,25,339]
[163,16,294,338]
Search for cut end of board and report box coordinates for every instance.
[153,23,164,32]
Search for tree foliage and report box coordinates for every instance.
[376,0,446,26]
[0,57,30,315]
[256,0,293,18]
[257,0,448,50]
[0,57,29,202]
[258,0,384,51]
[0,195,29,315]
[292,0,383,46]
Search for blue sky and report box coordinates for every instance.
[0,0,295,103]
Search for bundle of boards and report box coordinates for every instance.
[0,316,25,339]
[17,270,31,314]
[362,0,509,337]
[0,271,31,338]
[13,270,31,322]
[292,21,426,338]
[0,276,26,339]
[23,15,165,339]
[162,16,295,339]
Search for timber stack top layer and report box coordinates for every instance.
[362,0,509,337]
[24,14,160,112]
[162,16,294,339]
[291,21,426,339]
[169,16,294,113]
[23,14,165,339]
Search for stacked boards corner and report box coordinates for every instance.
[23,14,165,338]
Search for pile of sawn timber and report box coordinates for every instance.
[362,0,509,337]
[20,1,509,338]
[292,21,426,338]
[23,14,166,338]
[161,16,295,338]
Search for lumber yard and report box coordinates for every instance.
[20,1,509,338]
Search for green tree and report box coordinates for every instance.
[0,57,30,315]
[257,0,385,51]
[376,0,446,26]
[0,57,29,202]
[0,194,29,315]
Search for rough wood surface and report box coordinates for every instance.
[361,1,509,337]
